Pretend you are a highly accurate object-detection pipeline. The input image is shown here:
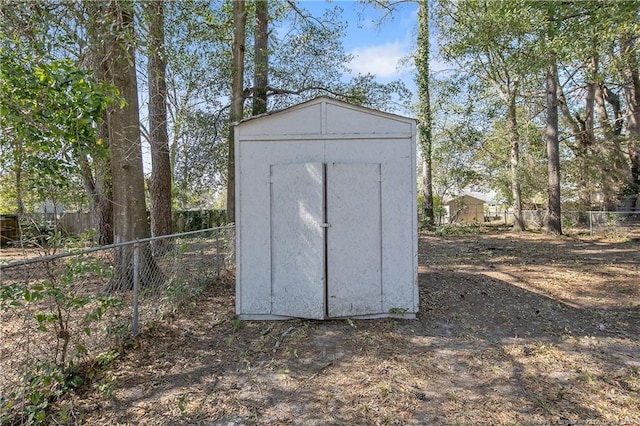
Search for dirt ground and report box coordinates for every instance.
[53,227,639,425]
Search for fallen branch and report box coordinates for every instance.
[273,326,295,352]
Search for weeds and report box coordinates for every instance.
[1,226,236,423]
[0,248,121,424]
[434,223,483,236]
[232,318,245,332]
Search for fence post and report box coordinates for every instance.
[215,231,221,276]
[589,211,593,236]
[132,243,140,337]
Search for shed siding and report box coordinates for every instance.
[235,97,417,319]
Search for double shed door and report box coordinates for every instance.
[270,162,382,319]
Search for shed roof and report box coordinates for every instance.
[447,194,486,205]
[235,96,416,139]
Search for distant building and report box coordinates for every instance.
[35,199,66,215]
[446,195,485,223]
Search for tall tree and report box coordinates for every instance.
[226,0,247,222]
[253,0,269,116]
[506,82,524,231]
[437,0,533,230]
[545,59,562,235]
[416,0,434,227]
[97,0,158,288]
[83,0,115,244]
[543,2,632,211]
[102,0,149,246]
[95,0,165,291]
[145,0,172,237]
[621,34,640,206]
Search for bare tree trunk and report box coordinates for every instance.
[102,0,163,291]
[584,54,597,144]
[145,0,173,238]
[252,0,268,116]
[546,61,562,235]
[181,141,189,207]
[421,158,434,224]
[598,84,623,137]
[226,0,247,223]
[105,1,149,245]
[93,152,114,245]
[417,0,434,227]
[621,35,640,203]
[14,140,24,216]
[78,149,113,245]
[506,95,525,231]
[83,0,114,245]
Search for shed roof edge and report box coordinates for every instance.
[235,96,416,126]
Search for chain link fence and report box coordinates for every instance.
[521,210,640,237]
[0,225,235,424]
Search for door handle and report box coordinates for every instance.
[320,223,331,228]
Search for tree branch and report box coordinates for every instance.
[285,0,328,28]
[242,85,366,105]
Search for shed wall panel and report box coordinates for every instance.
[270,163,325,319]
[236,164,271,314]
[326,103,413,135]
[326,163,382,317]
[236,141,325,314]
[238,103,322,136]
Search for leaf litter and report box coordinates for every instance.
[54,228,639,425]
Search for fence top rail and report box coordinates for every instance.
[521,210,639,214]
[0,224,235,271]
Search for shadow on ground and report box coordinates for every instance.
[67,231,640,425]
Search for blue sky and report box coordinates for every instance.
[299,0,419,83]
[295,1,450,100]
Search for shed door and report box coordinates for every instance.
[326,163,382,317]
[270,162,382,319]
[270,163,325,319]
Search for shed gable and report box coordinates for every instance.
[237,97,415,139]
[324,102,413,135]
[447,195,485,206]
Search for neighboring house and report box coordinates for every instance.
[447,195,485,223]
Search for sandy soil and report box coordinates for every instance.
[47,228,640,425]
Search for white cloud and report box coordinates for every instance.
[348,42,413,79]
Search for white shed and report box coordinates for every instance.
[234,97,418,320]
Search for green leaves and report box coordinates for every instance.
[1,251,124,423]
[0,39,119,210]
[35,312,58,332]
